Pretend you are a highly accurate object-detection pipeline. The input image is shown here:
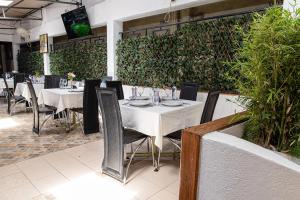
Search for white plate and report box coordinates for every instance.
[129,100,152,107]
[161,96,173,101]
[161,100,183,107]
[130,96,149,100]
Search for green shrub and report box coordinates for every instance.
[231,6,300,155]
[50,42,107,80]
[17,50,43,74]
[117,13,254,91]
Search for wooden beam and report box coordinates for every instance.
[179,112,247,200]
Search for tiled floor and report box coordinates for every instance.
[0,140,179,200]
[0,98,180,200]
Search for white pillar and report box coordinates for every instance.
[107,20,123,80]
[43,36,53,75]
[12,43,20,72]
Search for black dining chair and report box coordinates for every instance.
[26,80,57,135]
[71,79,101,135]
[3,74,26,114]
[44,75,65,89]
[96,87,155,184]
[100,76,113,88]
[106,81,124,100]
[13,73,28,91]
[160,91,220,168]
[179,82,199,101]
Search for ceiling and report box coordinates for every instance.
[0,0,51,19]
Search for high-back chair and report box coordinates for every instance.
[179,82,199,101]
[71,79,101,134]
[200,91,220,123]
[100,76,113,88]
[44,75,65,89]
[106,81,124,100]
[26,80,56,135]
[163,90,221,166]
[13,73,28,91]
[96,87,153,183]
[3,74,26,114]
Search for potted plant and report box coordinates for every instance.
[231,5,300,159]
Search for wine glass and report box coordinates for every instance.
[138,87,144,96]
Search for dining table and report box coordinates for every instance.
[0,78,14,92]
[38,88,84,113]
[37,87,203,149]
[119,99,203,150]
[14,82,44,101]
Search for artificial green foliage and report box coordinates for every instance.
[17,50,43,74]
[117,13,254,90]
[231,7,300,155]
[50,42,107,80]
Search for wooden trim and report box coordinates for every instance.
[179,112,247,200]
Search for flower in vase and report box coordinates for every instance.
[67,72,76,81]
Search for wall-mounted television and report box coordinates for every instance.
[61,6,92,39]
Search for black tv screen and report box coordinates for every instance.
[61,6,92,39]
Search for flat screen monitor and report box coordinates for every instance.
[61,6,92,39]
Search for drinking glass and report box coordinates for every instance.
[138,87,144,96]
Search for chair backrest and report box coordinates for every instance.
[106,81,124,100]
[100,76,113,88]
[44,75,65,89]
[2,74,11,113]
[200,91,220,124]
[83,79,101,134]
[26,80,40,132]
[13,73,28,90]
[95,87,124,182]
[179,82,199,101]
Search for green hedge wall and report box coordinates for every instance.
[17,50,43,74]
[50,42,107,80]
[117,13,254,91]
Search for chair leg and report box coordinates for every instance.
[123,137,148,184]
[150,137,156,167]
[167,138,181,151]
[39,113,55,133]
[154,149,161,172]
[74,112,84,135]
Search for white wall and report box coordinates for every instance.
[198,131,300,200]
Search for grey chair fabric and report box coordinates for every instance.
[179,82,199,101]
[44,75,66,89]
[96,87,149,183]
[200,91,220,123]
[2,74,26,114]
[165,90,220,141]
[106,81,124,100]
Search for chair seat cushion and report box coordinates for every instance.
[165,130,182,141]
[123,129,148,144]
[39,106,56,114]
[14,95,25,102]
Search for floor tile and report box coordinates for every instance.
[17,158,59,181]
[165,180,179,196]
[148,189,178,200]
[0,164,20,178]
[31,173,69,194]
[0,172,31,193]
[0,183,40,200]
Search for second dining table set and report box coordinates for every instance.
[1,73,221,183]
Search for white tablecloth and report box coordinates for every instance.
[0,78,13,92]
[14,82,44,101]
[119,100,203,149]
[38,88,83,113]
